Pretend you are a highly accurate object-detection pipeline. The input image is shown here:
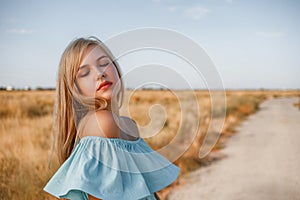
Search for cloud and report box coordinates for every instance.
[183,6,211,20]
[6,28,33,34]
[167,6,178,12]
[255,31,284,38]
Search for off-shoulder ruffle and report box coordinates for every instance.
[44,136,180,200]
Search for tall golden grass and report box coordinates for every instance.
[0,89,299,199]
[0,90,56,199]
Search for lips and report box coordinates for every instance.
[97,80,112,91]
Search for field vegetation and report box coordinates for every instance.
[0,89,299,199]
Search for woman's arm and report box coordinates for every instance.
[154,192,161,200]
[88,194,102,200]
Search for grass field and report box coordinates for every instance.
[0,89,299,199]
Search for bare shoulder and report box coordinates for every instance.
[121,116,137,125]
[80,110,120,138]
[120,116,140,138]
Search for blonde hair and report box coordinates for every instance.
[52,36,124,165]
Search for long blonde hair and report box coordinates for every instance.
[52,36,124,165]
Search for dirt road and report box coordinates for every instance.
[169,97,300,200]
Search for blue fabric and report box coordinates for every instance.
[44,136,180,200]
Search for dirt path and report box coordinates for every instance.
[169,97,300,200]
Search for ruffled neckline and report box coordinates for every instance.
[79,135,142,144]
[44,134,180,200]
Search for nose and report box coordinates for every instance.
[95,67,106,80]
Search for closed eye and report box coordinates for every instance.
[99,62,110,67]
[77,64,90,78]
[79,70,90,77]
[98,57,112,67]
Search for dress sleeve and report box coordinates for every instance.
[44,136,180,200]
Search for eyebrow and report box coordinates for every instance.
[79,55,108,70]
[97,55,108,62]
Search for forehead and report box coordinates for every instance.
[80,45,109,66]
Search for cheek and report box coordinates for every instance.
[76,78,96,96]
[110,67,122,96]
[107,65,120,82]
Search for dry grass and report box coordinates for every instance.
[0,90,57,200]
[0,89,299,199]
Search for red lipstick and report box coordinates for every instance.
[97,81,112,91]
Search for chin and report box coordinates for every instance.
[96,93,112,101]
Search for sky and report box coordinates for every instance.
[0,0,299,90]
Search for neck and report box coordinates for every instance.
[105,99,120,117]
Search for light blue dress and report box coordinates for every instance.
[44,136,180,200]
